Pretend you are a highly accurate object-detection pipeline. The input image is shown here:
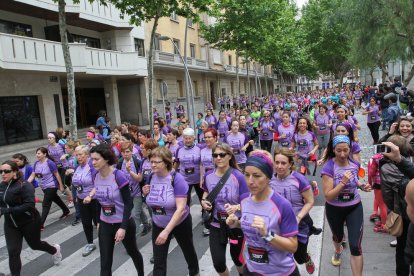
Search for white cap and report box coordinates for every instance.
[182,128,195,137]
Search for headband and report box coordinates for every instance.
[336,105,348,112]
[245,155,273,179]
[48,132,58,139]
[333,135,350,147]
[86,131,95,138]
[336,122,351,133]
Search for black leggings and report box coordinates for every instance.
[4,213,56,276]
[78,198,98,244]
[99,219,144,276]
[209,226,244,273]
[187,184,204,206]
[260,139,272,153]
[243,265,300,276]
[41,188,69,225]
[367,121,381,144]
[294,239,309,264]
[152,214,199,276]
[325,201,363,256]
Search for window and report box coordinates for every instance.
[193,81,199,96]
[212,48,221,64]
[170,11,178,21]
[228,55,232,66]
[190,44,196,58]
[173,39,180,55]
[134,38,145,56]
[154,34,161,51]
[187,19,193,27]
[71,34,101,48]
[177,80,184,97]
[0,19,32,37]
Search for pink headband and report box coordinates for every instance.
[86,131,95,138]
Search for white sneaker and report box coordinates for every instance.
[390,240,397,247]
[203,228,210,236]
[53,244,62,265]
[82,243,96,257]
[68,201,74,208]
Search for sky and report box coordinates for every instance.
[295,0,308,8]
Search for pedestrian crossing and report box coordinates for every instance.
[0,195,325,276]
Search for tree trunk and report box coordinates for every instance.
[369,68,375,86]
[403,65,414,87]
[58,0,77,139]
[236,51,240,96]
[379,63,389,84]
[265,70,269,95]
[246,59,250,97]
[148,16,160,134]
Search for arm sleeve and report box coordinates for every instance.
[173,174,189,198]
[396,157,414,179]
[1,181,35,215]
[119,185,132,229]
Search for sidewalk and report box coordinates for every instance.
[319,113,396,276]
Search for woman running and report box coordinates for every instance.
[224,120,252,171]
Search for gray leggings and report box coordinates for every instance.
[317,133,330,154]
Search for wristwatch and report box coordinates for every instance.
[262,232,274,242]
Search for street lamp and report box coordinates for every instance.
[159,36,196,131]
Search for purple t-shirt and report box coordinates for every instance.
[94,169,129,223]
[259,120,276,141]
[33,159,58,190]
[225,132,248,165]
[203,169,248,228]
[293,131,316,158]
[277,124,295,148]
[352,142,361,154]
[48,144,68,168]
[315,114,331,135]
[168,142,180,159]
[366,105,380,123]
[72,160,96,200]
[200,147,214,174]
[270,171,310,243]
[217,120,230,142]
[321,159,361,207]
[146,172,189,228]
[240,191,298,275]
[176,145,201,185]
[138,158,152,184]
[205,115,217,129]
[120,158,141,198]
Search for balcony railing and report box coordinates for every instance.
[0,33,147,76]
[154,50,208,69]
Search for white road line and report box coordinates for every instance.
[113,204,203,276]
[298,206,325,276]
[0,224,84,274]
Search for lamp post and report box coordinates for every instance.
[159,36,196,131]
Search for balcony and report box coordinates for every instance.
[154,50,208,70]
[0,33,147,76]
[3,0,132,31]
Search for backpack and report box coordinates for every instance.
[380,158,411,219]
[367,154,381,186]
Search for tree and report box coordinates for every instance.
[301,0,351,86]
[103,0,212,132]
[56,0,77,139]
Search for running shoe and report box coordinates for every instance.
[68,200,74,208]
[59,211,70,219]
[331,246,343,266]
[203,228,210,236]
[53,244,62,265]
[72,218,81,226]
[141,224,152,236]
[369,214,379,222]
[390,240,397,247]
[40,225,45,231]
[305,255,315,274]
[309,226,322,236]
[82,244,96,257]
[373,225,388,233]
[150,256,154,264]
[374,221,382,227]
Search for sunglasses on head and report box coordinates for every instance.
[212,152,227,158]
[0,169,12,174]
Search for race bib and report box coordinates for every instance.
[35,173,43,178]
[143,169,151,176]
[76,185,83,192]
[263,133,269,136]
[220,133,225,138]
[185,167,195,175]
[217,211,228,221]
[298,140,307,146]
[102,205,116,216]
[248,246,269,264]
[319,125,326,130]
[371,115,376,120]
[151,206,167,215]
[232,148,241,155]
[338,192,355,202]
[281,141,289,147]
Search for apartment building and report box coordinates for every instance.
[147,13,275,113]
[0,0,148,147]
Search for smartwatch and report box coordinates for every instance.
[262,232,274,242]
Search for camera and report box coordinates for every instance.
[374,144,390,154]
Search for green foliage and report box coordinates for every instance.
[301,0,351,80]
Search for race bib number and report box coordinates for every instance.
[263,133,269,137]
[281,141,289,147]
[232,148,241,155]
[151,206,167,215]
[35,173,43,178]
[76,185,83,192]
[217,211,228,221]
[220,133,225,138]
[102,205,116,216]
[298,140,307,146]
[248,246,269,264]
[338,192,355,202]
[143,169,151,176]
[185,167,195,175]
[319,125,326,130]
[371,116,376,120]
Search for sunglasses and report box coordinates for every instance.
[212,153,228,158]
[0,169,13,174]
[180,121,187,124]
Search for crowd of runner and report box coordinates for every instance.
[1,83,414,276]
